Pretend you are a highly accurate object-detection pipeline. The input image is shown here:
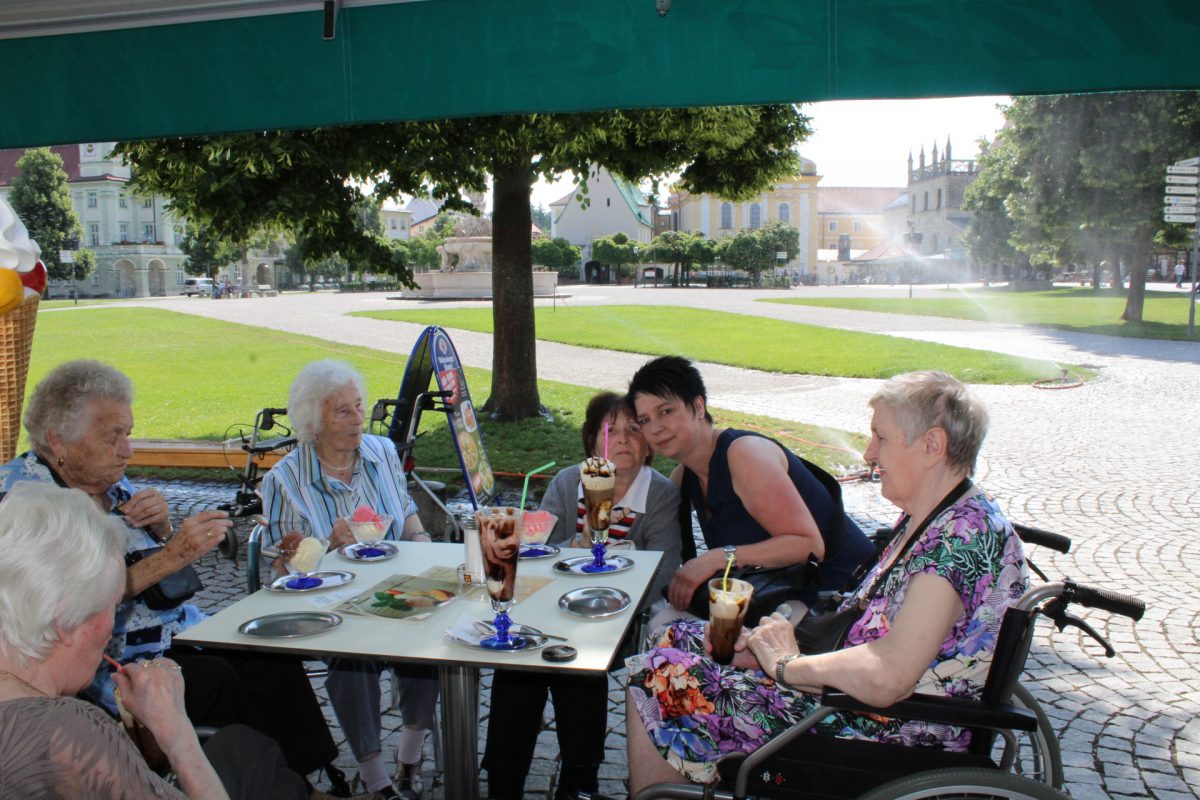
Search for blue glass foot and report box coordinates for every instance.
[480,633,529,650]
[355,546,388,559]
[286,575,323,590]
[582,540,615,572]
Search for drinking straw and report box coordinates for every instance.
[102,653,126,674]
[520,460,557,510]
[603,424,610,461]
[721,554,735,592]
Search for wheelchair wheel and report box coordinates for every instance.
[856,767,1070,800]
[1000,684,1062,788]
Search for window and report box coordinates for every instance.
[923,192,929,211]
[828,221,838,232]
[778,203,790,223]
[88,223,100,247]
[119,195,128,208]
[142,198,153,209]
[606,198,611,207]
[142,224,156,242]
[853,222,863,232]
[720,203,732,229]
[937,188,943,208]
[749,204,762,229]
[389,219,397,229]
[87,192,97,208]
[174,225,185,245]
[911,195,916,212]
[119,223,128,241]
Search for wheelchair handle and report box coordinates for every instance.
[1063,580,1146,621]
[1013,523,1072,554]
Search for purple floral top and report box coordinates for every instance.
[841,489,1028,698]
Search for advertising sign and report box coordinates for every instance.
[428,328,495,508]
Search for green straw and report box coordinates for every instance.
[520,460,557,509]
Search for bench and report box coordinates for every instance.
[256,284,278,297]
[128,438,291,470]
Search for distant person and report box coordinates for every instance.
[1176,262,1186,288]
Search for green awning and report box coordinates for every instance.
[2,0,1195,149]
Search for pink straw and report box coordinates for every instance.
[102,654,126,674]
[603,424,610,461]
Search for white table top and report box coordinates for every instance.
[177,541,661,674]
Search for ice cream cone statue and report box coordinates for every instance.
[0,196,45,463]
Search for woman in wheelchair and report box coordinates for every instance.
[626,371,1030,792]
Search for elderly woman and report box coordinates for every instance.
[483,392,682,800]
[0,482,308,800]
[0,360,340,795]
[625,371,1029,791]
[261,360,436,800]
[628,356,875,620]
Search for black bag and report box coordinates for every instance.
[125,546,203,610]
[675,560,816,627]
[793,602,861,654]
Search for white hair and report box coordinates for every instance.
[0,482,125,669]
[24,360,133,453]
[288,360,367,444]
[869,370,989,476]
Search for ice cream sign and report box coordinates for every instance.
[0,196,46,314]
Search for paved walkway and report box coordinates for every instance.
[95,286,1198,799]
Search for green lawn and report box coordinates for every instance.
[355,305,1070,384]
[23,308,869,484]
[763,288,1200,340]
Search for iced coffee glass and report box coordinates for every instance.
[580,457,617,573]
[475,506,526,650]
[708,577,753,665]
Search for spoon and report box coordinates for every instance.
[473,620,568,642]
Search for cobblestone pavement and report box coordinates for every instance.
[103,286,1199,799]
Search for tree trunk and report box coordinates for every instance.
[483,156,543,420]
[1121,230,1150,322]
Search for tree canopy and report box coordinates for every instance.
[8,148,90,285]
[963,92,1200,320]
[116,105,810,418]
[646,230,716,286]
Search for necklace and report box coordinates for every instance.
[0,669,49,697]
[318,452,358,473]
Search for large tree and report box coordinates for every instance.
[116,106,809,418]
[180,226,242,277]
[8,147,88,284]
[646,230,716,286]
[964,92,1200,320]
[591,232,640,281]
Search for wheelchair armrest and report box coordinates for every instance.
[821,689,1039,733]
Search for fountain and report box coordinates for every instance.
[402,215,558,299]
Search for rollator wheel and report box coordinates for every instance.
[856,767,1070,800]
[219,527,239,560]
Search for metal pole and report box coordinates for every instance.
[439,665,481,800]
[1188,220,1199,335]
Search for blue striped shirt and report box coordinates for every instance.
[259,434,419,546]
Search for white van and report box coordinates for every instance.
[182,277,215,297]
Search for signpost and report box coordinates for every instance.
[1167,157,1200,334]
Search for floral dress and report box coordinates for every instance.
[625,490,1028,784]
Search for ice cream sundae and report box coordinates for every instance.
[288,536,327,574]
[347,505,391,544]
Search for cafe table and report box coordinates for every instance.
[176,541,662,800]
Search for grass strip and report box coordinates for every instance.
[356,305,1069,384]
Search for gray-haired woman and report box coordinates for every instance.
[261,359,436,800]
[0,359,341,795]
[0,482,307,800]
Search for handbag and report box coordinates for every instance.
[125,546,203,610]
[674,560,817,627]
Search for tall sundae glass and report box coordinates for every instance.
[475,506,526,650]
[580,457,617,573]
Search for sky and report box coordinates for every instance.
[525,95,1010,208]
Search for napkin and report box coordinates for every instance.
[446,612,487,646]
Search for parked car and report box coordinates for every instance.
[182,277,215,297]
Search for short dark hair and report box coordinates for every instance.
[581,392,626,458]
[627,355,712,423]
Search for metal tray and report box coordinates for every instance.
[552,554,634,576]
[558,586,631,618]
[519,543,560,560]
[238,611,343,639]
[445,624,549,652]
[337,541,399,562]
[267,570,355,593]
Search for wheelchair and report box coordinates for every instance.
[633,572,1144,800]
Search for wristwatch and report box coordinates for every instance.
[723,544,737,566]
[774,653,800,685]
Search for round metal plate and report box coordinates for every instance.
[238,611,343,639]
[445,625,549,652]
[552,554,634,576]
[519,543,560,560]
[558,586,631,618]
[337,541,399,562]
[267,570,355,593]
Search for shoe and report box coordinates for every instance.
[323,763,354,798]
[394,762,424,800]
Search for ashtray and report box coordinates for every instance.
[238,611,342,638]
[558,586,631,618]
